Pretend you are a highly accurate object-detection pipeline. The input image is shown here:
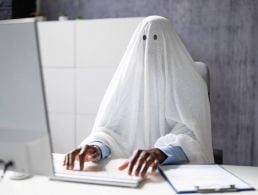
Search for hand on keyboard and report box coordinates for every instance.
[118,148,166,177]
[63,145,101,170]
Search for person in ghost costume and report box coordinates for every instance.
[64,16,214,177]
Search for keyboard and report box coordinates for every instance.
[51,153,143,188]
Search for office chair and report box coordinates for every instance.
[194,62,223,164]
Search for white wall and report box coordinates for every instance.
[37,18,143,153]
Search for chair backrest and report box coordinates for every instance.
[193,61,210,92]
[193,62,223,164]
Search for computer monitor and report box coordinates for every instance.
[0,18,53,176]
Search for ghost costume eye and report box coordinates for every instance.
[153,34,158,40]
[143,35,147,40]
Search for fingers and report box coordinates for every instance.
[63,148,81,170]
[128,149,142,175]
[63,145,101,171]
[68,149,80,170]
[125,149,162,177]
[78,146,88,171]
[134,151,149,176]
[141,156,154,177]
[151,159,159,172]
[77,145,102,170]
[118,161,129,171]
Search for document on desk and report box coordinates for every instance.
[159,165,255,193]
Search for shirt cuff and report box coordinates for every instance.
[158,145,189,165]
[88,141,111,159]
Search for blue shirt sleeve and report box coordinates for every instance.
[158,145,189,165]
[89,141,111,159]
[89,142,188,164]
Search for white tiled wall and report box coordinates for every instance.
[38,18,143,152]
[76,18,142,68]
[76,68,116,115]
[43,69,75,114]
[38,21,76,153]
[75,115,96,145]
[38,21,75,68]
[48,114,75,153]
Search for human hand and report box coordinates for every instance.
[63,145,101,170]
[118,148,167,177]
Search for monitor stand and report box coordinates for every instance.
[8,171,32,180]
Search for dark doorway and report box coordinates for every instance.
[12,0,36,19]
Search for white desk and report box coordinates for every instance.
[1,160,257,195]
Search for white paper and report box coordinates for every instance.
[160,165,253,192]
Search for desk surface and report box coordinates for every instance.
[1,159,257,195]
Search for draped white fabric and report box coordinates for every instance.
[81,16,214,163]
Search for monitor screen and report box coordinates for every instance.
[0,18,53,176]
